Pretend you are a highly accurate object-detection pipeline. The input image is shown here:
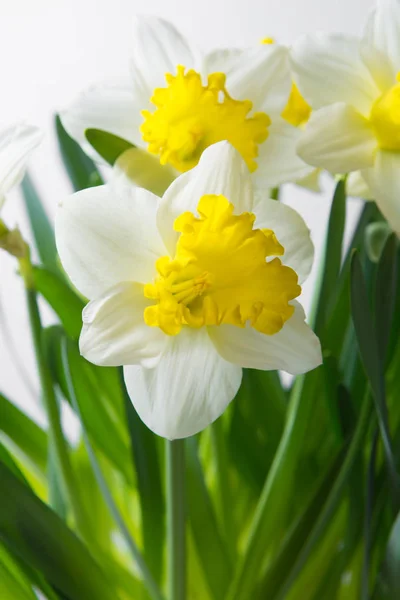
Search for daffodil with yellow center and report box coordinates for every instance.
[292,0,400,234]
[56,142,321,439]
[141,67,270,173]
[61,15,314,190]
[144,194,299,335]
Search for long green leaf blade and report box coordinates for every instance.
[0,460,118,600]
[122,373,165,586]
[0,392,47,472]
[33,266,84,339]
[312,178,346,336]
[55,116,103,191]
[186,438,232,599]
[374,233,398,363]
[350,252,400,506]
[21,173,58,274]
[85,129,134,165]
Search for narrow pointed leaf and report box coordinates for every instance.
[0,392,47,472]
[350,252,400,506]
[85,129,134,165]
[21,173,58,274]
[374,234,398,364]
[33,266,84,339]
[185,438,232,600]
[0,461,118,600]
[122,372,165,585]
[312,178,346,336]
[55,116,103,191]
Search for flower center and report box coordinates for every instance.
[144,194,301,336]
[140,66,270,173]
[281,83,312,128]
[370,74,400,150]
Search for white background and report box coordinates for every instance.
[0,0,375,426]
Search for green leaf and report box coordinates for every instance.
[0,560,37,600]
[55,116,103,191]
[21,173,59,274]
[227,368,321,600]
[0,392,47,472]
[350,252,400,507]
[365,221,392,263]
[122,375,165,585]
[0,460,118,600]
[374,233,398,364]
[61,341,164,600]
[256,449,343,598]
[46,330,133,484]
[269,392,373,600]
[33,266,85,339]
[185,438,232,600]
[312,178,346,337]
[362,429,379,600]
[375,509,400,598]
[0,442,30,486]
[229,370,286,492]
[324,201,379,360]
[85,129,134,165]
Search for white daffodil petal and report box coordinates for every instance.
[114,147,177,198]
[209,301,322,375]
[0,123,42,208]
[362,151,400,235]
[297,103,377,174]
[291,33,380,116]
[295,168,322,193]
[363,0,400,76]
[360,38,395,92]
[56,184,166,300]
[123,327,242,439]
[157,141,253,254]
[202,48,244,77]
[130,15,199,113]
[80,281,167,368]
[347,171,373,200]
[252,195,314,284]
[253,119,314,188]
[226,45,291,115]
[60,84,144,157]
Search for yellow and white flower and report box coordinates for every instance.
[0,122,42,211]
[55,142,321,439]
[61,16,313,190]
[291,0,400,230]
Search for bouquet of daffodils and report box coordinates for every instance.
[2,2,400,599]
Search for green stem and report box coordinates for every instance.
[23,261,88,536]
[166,440,186,600]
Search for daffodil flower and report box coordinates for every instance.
[291,0,400,231]
[61,15,313,190]
[56,142,322,439]
[0,122,42,212]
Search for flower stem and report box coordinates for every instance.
[22,255,88,537]
[166,439,186,600]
